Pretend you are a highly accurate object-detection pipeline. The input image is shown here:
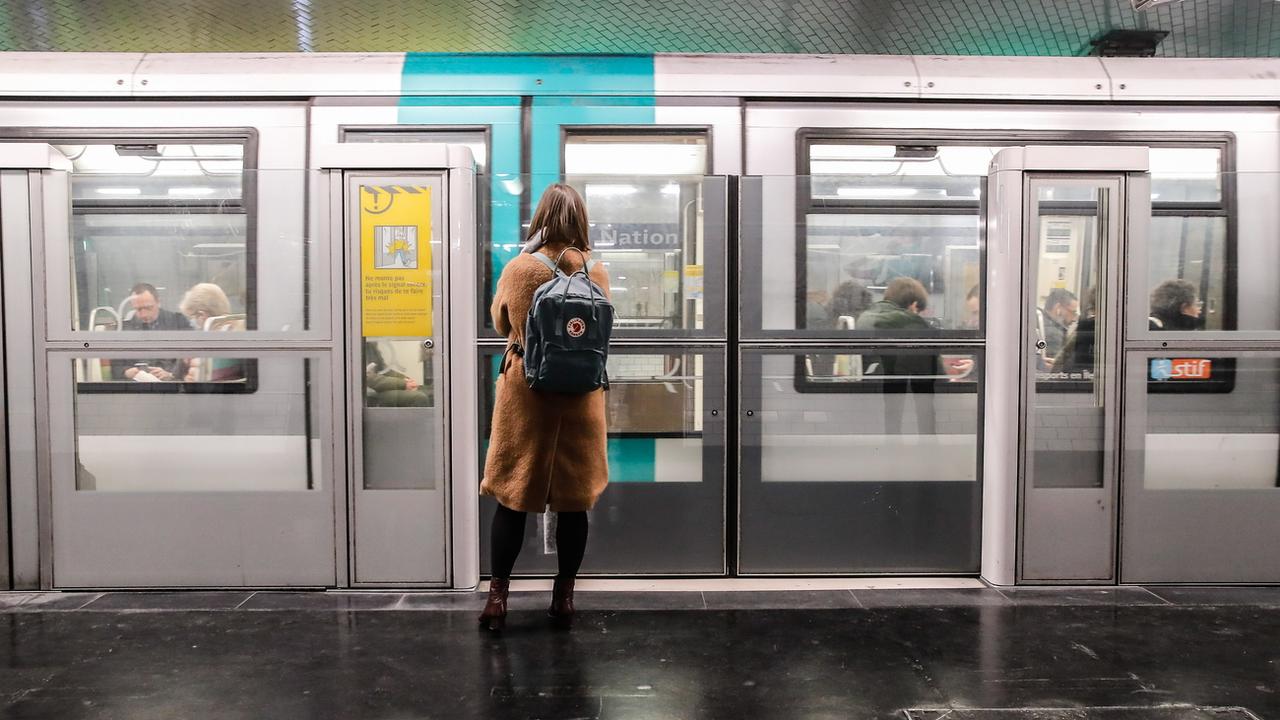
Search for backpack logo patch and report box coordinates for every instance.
[566,317,587,338]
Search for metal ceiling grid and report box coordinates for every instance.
[0,0,1276,57]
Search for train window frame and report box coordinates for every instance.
[559,126,717,339]
[792,129,1236,395]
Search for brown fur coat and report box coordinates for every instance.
[480,246,611,513]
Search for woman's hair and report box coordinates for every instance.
[528,183,591,251]
[179,283,231,321]
[828,280,872,319]
[1150,279,1197,319]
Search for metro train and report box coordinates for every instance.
[0,52,1277,591]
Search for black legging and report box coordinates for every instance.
[490,503,589,580]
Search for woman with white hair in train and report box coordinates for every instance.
[179,282,244,382]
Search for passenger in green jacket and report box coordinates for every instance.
[862,277,939,433]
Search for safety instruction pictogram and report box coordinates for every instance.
[360,185,432,337]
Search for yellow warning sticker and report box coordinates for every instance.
[360,184,433,337]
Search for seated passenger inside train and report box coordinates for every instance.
[1149,279,1204,331]
[180,282,247,382]
[365,340,430,407]
[111,282,193,381]
[1036,288,1078,370]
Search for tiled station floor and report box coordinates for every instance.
[1,584,1277,719]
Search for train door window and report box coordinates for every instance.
[563,131,710,334]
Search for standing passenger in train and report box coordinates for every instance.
[478,184,612,632]
[1149,279,1204,331]
[860,277,939,433]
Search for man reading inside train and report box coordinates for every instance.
[112,282,193,381]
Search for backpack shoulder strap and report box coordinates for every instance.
[527,252,560,276]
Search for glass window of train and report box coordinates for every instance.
[71,354,316,492]
[1146,216,1228,331]
[1149,147,1221,204]
[477,346,725,574]
[58,141,257,337]
[340,128,488,173]
[564,133,710,334]
[738,349,982,573]
[800,214,980,335]
[1135,352,1276,490]
[807,144,996,203]
[57,143,244,202]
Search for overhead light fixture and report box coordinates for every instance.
[96,187,142,195]
[660,183,680,195]
[836,187,919,198]
[1091,28,1169,57]
[894,145,937,160]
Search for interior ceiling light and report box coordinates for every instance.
[1091,28,1170,57]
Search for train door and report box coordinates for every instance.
[982,146,1150,585]
[315,143,479,588]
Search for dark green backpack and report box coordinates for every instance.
[506,247,613,394]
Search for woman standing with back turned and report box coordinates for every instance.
[479,183,611,632]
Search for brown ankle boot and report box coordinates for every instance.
[548,576,575,626]
[478,577,510,631]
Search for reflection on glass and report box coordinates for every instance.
[565,134,708,334]
[763,353,979,482]
[73,356,312,491]
[804,214,979,331]
[1149,147,1222,203]
[808,144,997,201]
[803,350,978,387]
[1148,216,1225,330]
[76,354,255,392]
[1030,184,1106,489]
[58,143,244,202]
[74,214,249,332]
[605,352,703,444]
[567,176,706,331]
[1142,354,1279,490]
[478,350,723,574]
[64,141,258,334]
[363,340,438,490]
[739,349,981,573]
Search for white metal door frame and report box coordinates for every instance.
[981,145,1150,586]
[314,143,479,590]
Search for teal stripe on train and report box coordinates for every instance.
[401,54,655,97]
[402,55,659,484]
